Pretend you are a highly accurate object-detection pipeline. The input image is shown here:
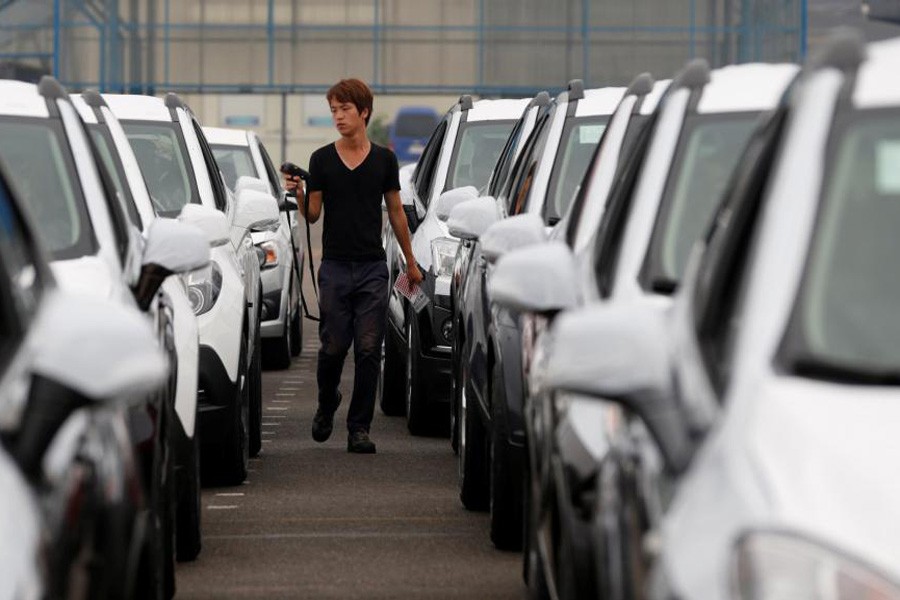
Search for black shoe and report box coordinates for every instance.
[347,430,376,454]
[312,392,341,442]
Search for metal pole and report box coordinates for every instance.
[689,0,696,58]
[53,0,61,78]
[268,0,275,87]
[582,0,589,83]
[281,92,288,164]
[800,0,808,59]
[147,0,156,94]
[164,0,170,88]
[373,0,380,86]
[477,0,485,91]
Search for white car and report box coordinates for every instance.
[0,77,209,596]
[204,126,303,369]
[71,90,208,564]
[381,95,531,435]
[105,92,280,483]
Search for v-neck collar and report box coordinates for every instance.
[334,142,372,172]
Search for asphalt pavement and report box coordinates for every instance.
[176,218,524,599]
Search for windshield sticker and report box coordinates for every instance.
[877,140,900,194]
[579,125,605,145]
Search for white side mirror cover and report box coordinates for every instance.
[235,188,280,232]
[447,197,501,241]
[178,204,230,247]
[31,292,169,401]
[235,175,269,196]
[143,218,210,274]
[489,241,578,313]
[435,186,479,221]
[481,213,547,263]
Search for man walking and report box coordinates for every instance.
[284,78,423,454]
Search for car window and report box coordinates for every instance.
[782,108,900,380]
[693,107,788,393]
[502,110,553,216]
[192,120,229,212]
[211,144,258,191]
[0,118,97,260]
[413,119,448,205]
[543,116,609,224]
[395,113,439,138]
[445,120,516,192]
[0,166,43,347]
[124,121,200,217]
[88,125,143,230]
[257,141,284,196]
[641,113,759,292]
[487,111,528,197]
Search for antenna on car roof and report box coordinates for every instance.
[566,79,585,101]
[459,94,474,111]
[808,27,866,73]
[625,73,655,97]
[37,76,67,100]
[673,58,710,91]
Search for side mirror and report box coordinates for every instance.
[235,175,269,196]
[399,163,415,196]
[481,213,547,264]
[14,292,169,479]
[281,194,299,212]
[235,188,281,233]
[435,186,479,222]
[133,218,211,311]
[489,241,578,313]
[178,204,230,247]
[447,197,500,241]
[544,303,694,474]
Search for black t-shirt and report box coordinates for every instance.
[307,142,400,262]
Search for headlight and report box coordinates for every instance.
[733,531,900,600]
[186,262,223,316]
[431,237,460,279]
[256,240,278,268]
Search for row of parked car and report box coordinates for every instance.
[0,77,303,598]
[381,31,900,598]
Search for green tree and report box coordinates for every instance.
[368,114,390,146]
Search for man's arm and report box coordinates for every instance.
[384,189,423,285]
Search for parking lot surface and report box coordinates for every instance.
[177,220,523,598]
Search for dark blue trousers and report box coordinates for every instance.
[316,259,388,433]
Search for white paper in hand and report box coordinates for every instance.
[394,272,428,313]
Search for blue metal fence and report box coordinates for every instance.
[0,0,806,94]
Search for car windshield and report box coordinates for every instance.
[544,116,608,224]
[123,122,198,217]
[643,113,759,291]
[395,113,438,138]
[787,110,900,379]
[447,120,516,191]
[211,144,258,191]
[0,118,96,260]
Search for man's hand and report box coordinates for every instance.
[406,261,424,287]
[282,173,303,195]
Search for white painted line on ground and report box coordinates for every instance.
[262,431,276,436]
[275,393,295,397]
[261,422,281,426]
[266,407,289,411]
[272,400,291,404]
[207,505,239,510]
[279,387,302,391]
[215,492,245,497]
[263,414,286,419]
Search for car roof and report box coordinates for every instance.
[0,80,50,118]
[575,87,627,118]
[103,93,173,122]
[641,79,671,115]
[466,97,530,122]
[203,126,250,147]
[697,62,799,114]
[854,36,900,108]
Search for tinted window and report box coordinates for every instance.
[785,110,900,378]
[503,111,554,216]
[0,118,96,260]
[487,109,530,198]
[642,114,758,290]
[192,120,229,212]
[211,144,258,191]
[413,120,448,204]
[88,125,142,229]
[257,141,283,195]
[395,113,439,138]
[544,116,608,224]
[446,121,516,191]
[124,122,199,217]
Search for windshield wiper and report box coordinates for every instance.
[788,352,900,386]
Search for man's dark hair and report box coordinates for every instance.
[326,78,374,126]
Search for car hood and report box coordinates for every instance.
[51,255,126,302]
[663,373,900,598]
